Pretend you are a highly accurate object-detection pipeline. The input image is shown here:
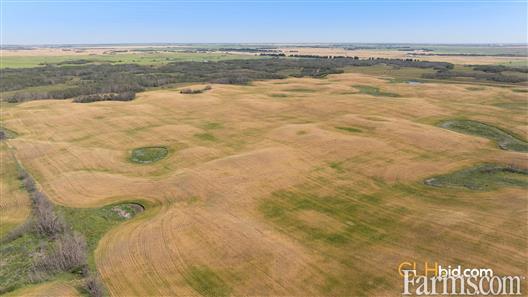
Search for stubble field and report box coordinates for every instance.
[1,72,527,296]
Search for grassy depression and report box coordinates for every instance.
[438,119,528,152]
[352,85,400,97]
[58,203,144,268]
[424,164,528,191]
[130,146,169,164]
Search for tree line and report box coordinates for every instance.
[1,57,456,103]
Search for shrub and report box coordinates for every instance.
[73,91,136,103]
[32,191,66,237]
[18,169,29,180]
[31,232,87,275]
[23,175,36,192]
[85,276,105,297]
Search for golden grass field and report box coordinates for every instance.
[1,72,527,296]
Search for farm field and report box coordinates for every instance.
[1,69,527,296]
[277,46,528,65]
[0,51,261,68]
[3,44,527,69]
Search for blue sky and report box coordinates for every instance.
[2,0,527,44]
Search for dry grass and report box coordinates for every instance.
[2,72,527,296]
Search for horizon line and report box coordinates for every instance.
[3,42,528,47]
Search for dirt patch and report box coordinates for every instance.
[111,203,144,219]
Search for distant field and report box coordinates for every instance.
[279,46,528,65]
[420,45,528,56]
[3,45,527,69]
[2,69,526,295]
[0,51,261,68]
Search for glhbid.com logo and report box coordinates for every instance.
[398,262,524,295]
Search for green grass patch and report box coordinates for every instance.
[185,266,232,297]
[269,93,289,98]
[466,86,485,91]
[494,102,528,110]
[202,122,223,130]
[194,133,217,142]
[57,203,144,268]
[130,146,168,164]
[0,232,45,293]
[512,88,528,93]
[352,85,400,97]
[284,88,317,93]
[1,52,263,69]
[424,164,528,191]
[438,119,528,152]
[344,65,435,82]
[335,126,362,133]
[329,161,346,173]
[260,190,389,246]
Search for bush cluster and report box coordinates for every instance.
[73,91,135,103]
[423,69,527,83]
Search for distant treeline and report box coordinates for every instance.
[218,48,279,53]
[413,53,528,57]
[55,59,95,65]
[472,65,528,73]
[1,57,455,103]
[423,64,528,83]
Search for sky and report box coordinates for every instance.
[1,0,527,44]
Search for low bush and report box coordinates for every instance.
[32,192,66,237]
[73,92,135,103]
[31,232,87,276]
[23,176,36,192]
[85,275,105,297]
